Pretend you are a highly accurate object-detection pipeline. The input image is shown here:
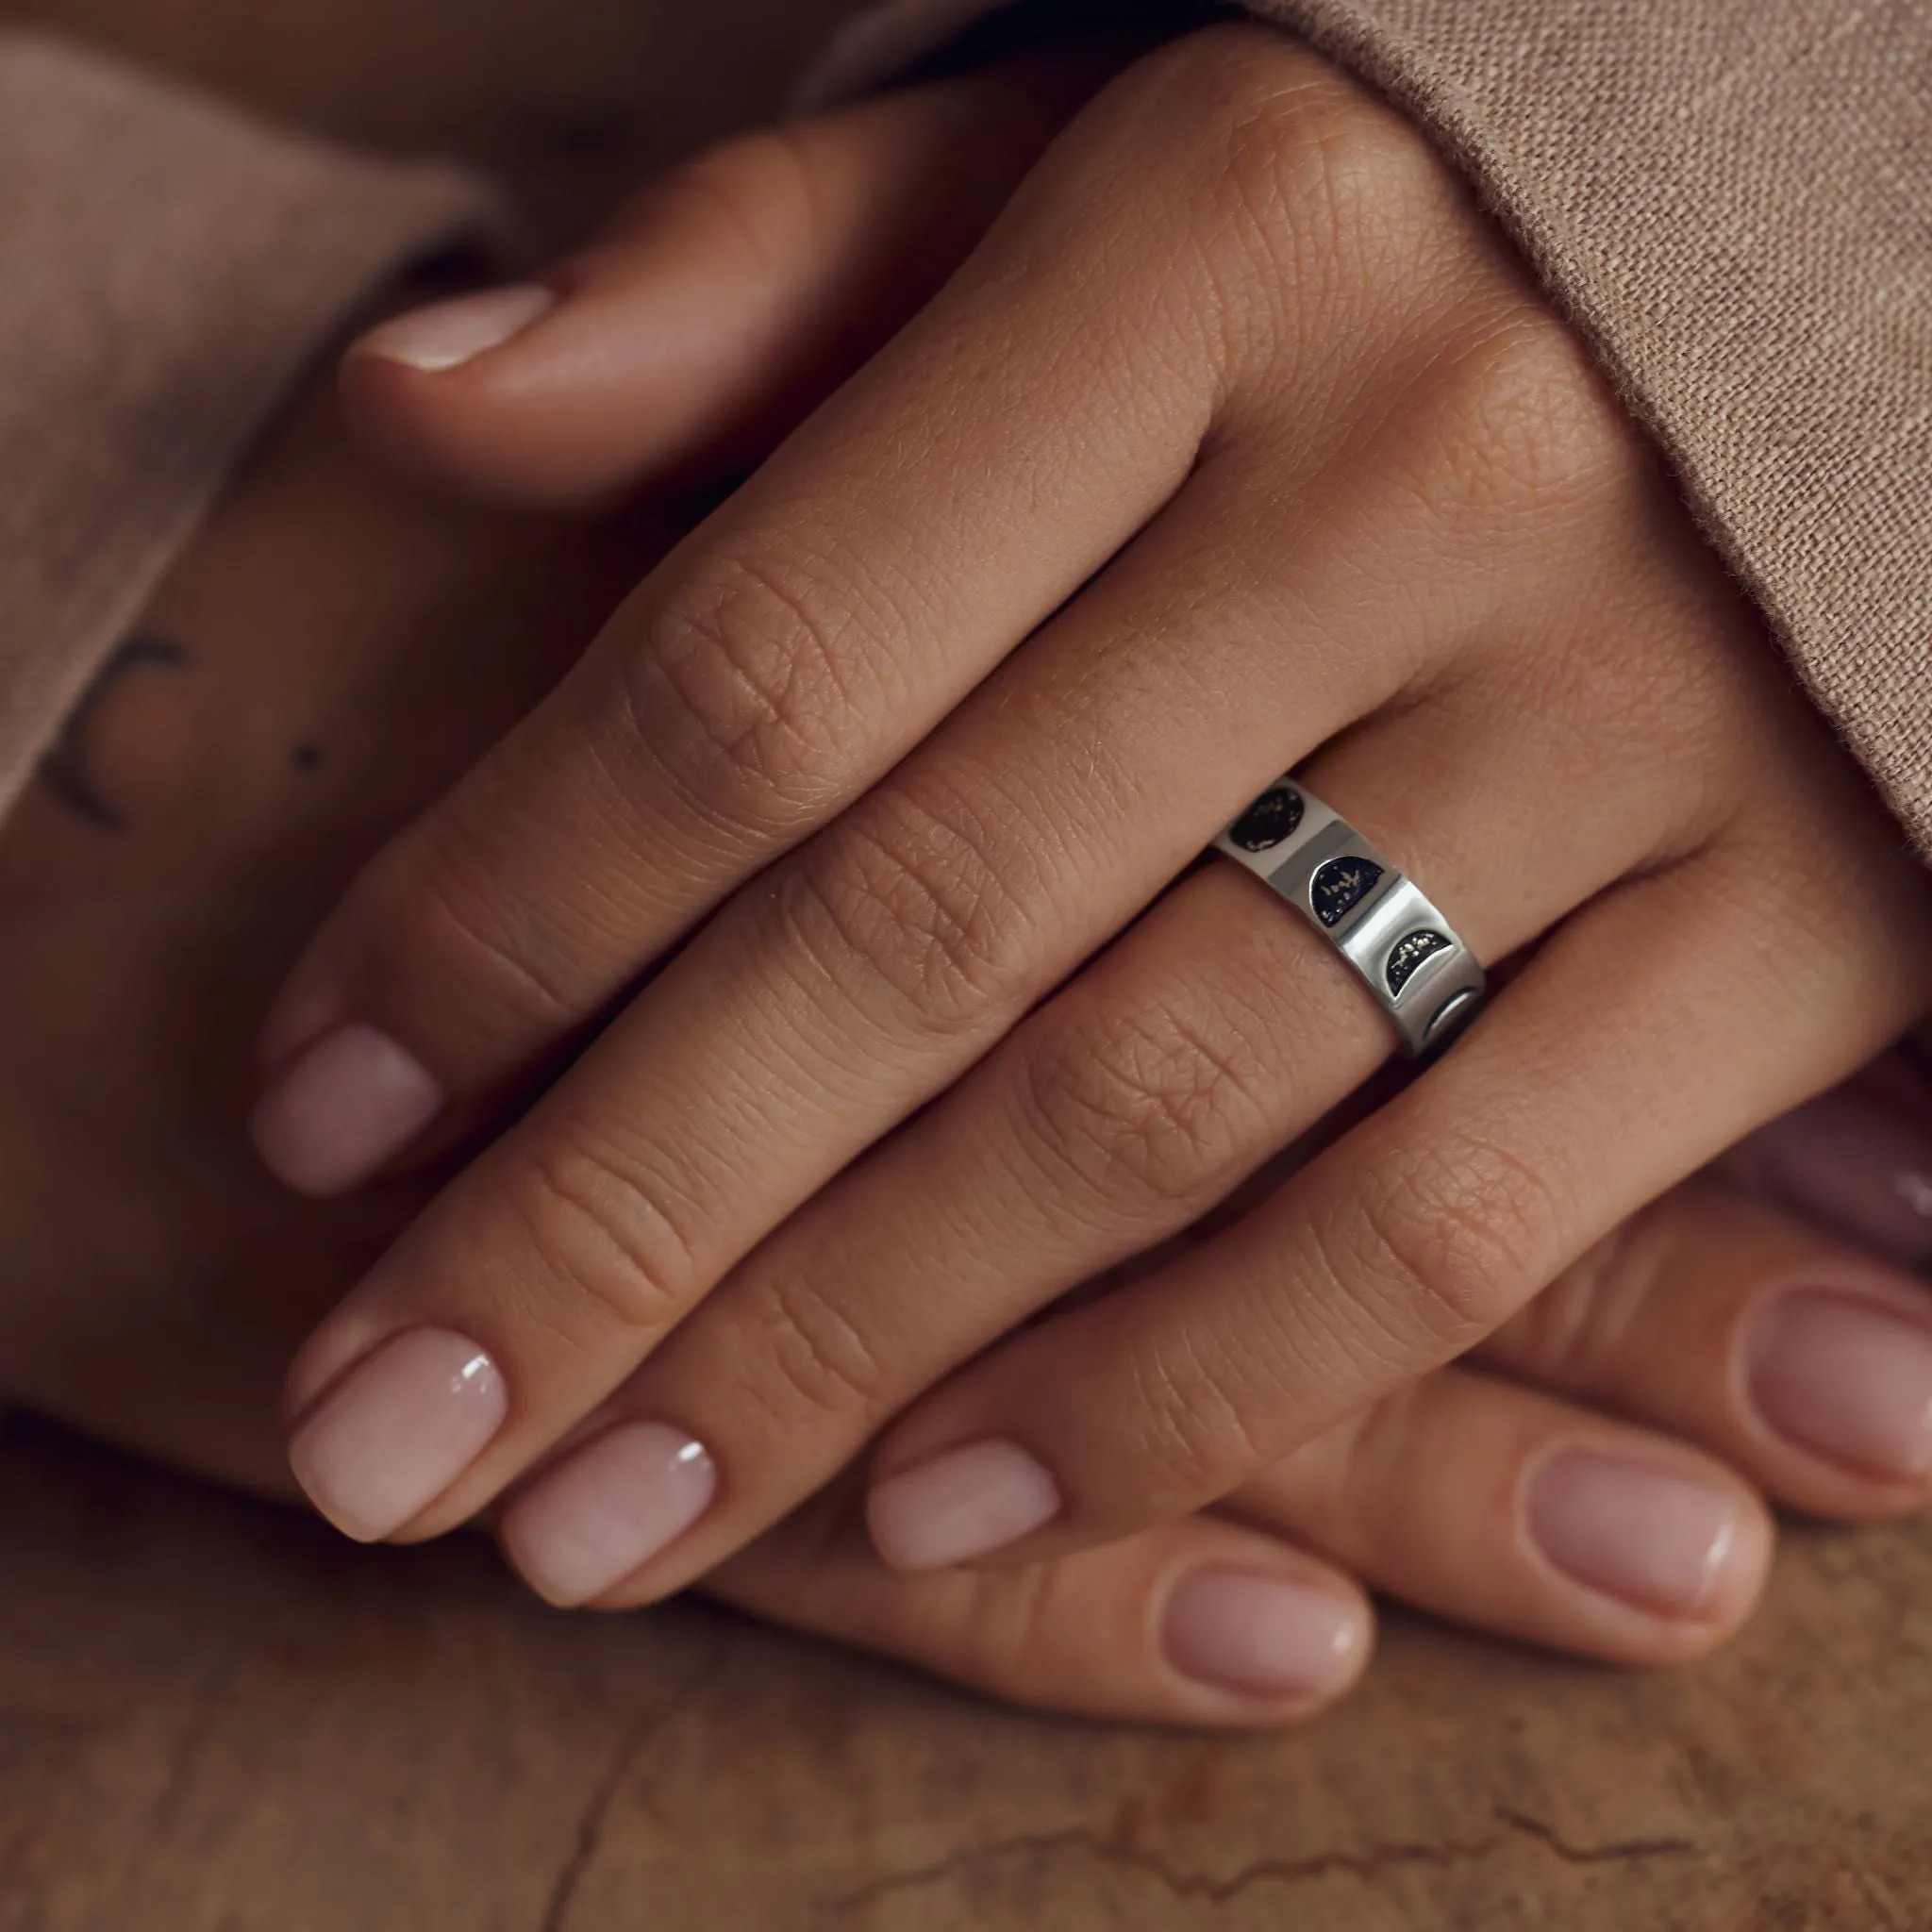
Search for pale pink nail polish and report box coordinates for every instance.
[1160,1569,1364,1700]
[251,1022,445,1197]
[289,1329,506,1541]
[867,1440,1060,1572]
[1527,1452,1740,1617]
[1722,1080,1932,1266]
[1747,1290,1932,1481]
[354,284,558,373]
[499,1422,716,1607]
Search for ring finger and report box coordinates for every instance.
[271,440,1484,1544]
[484,581,1721,1605]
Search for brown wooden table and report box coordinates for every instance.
[7,1415,1932,1928]
[2,0,1930,1922]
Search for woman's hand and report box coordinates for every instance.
[249,28,1932,1607]
[724,1158,1932,1720]
[8,329,1932,1726]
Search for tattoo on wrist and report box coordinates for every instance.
[37,636,191,831]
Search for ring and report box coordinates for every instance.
[1210,778,1486,1058]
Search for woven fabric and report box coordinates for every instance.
[0,35,494,823]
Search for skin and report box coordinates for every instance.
[6,306,1932,1727]
[246,28,1932,1615]
[237,26,1932,1615]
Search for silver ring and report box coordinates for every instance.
[1210,778,1485,1058]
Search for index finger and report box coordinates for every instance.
[251,60,1222,1196]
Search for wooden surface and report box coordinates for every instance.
[7,1415,1932,1929]
[3,0,1931,1924]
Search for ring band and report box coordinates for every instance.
[1210,778,1485,1058]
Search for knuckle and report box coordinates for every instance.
[392,827,582,1046]
[1306,1382,1427,1522]
[1486,1210,1655,1386]
[499,1125,699,1351]
[738,1266,894,1424]
[1124,1324,1276,1500]
[645,124,824,274]
[616,548,885,840]
[1020,991,1277,1209]
[950,1561,1070,1705]
[773,775,1045,1038]
[1346,1131,1570,1344]
[1410,311,1639,523]
[1155,30,1443,283]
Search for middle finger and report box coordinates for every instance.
[489,568,1718,1603]
[275,404,1506,1545]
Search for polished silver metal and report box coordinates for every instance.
[1210,778,1485,1058]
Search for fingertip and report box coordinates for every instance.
[865,1439,1061,1573]
[250,1022,446,1198]
[1740,1284,1932,1516]
[339,63,1095,509]
[1156,1562,1374,1717]
[351,283,559,376]
[713,1496,1373,1728]
[1485,1182,1932,1530]
[1522,1446,1773,1666]
[338,306,626,513]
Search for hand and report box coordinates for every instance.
[0,317,636,1490]
[248,29,1932,1612]
[8,329,1932,1726]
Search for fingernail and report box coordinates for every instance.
[867,1440,1060,1571]
[251,1022,445,1196]
[1723,1081,1932,1266]
[355,284,558,373]
[499,1422,716,1607]
[1527,1452,1740,1618]
[1160,1569,1364,1701]
[1747,1290,1932,1482]
[289,1329,506,1541]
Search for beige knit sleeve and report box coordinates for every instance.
[0,34,497,822]
[805,0,1932,856]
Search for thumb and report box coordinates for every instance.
[341,51,1112,508]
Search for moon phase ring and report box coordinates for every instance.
[1211,778,1486,1058]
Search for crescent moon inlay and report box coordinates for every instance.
[37,636,190,830]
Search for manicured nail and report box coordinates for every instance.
[1160,1569,1364,1701]
[355,284,557,373]
[1724,1081,1932,1266]
[1526,1452,1740,1617]
[499,1422,716,1607]
[1747,1290,1932,1481]
[251,1022,445,1196]
[289,1329,506,1541]
[867,1440,1060,1571]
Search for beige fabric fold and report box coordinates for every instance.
[0,34,496,823]
[0,8,1923,853]
[808,0,1932,855]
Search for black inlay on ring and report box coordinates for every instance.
[1227,784,1304,853]
[1310,857,1383,928]
[1384,928,1451,996]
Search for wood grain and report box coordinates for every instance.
[5,1416,1931,1929]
